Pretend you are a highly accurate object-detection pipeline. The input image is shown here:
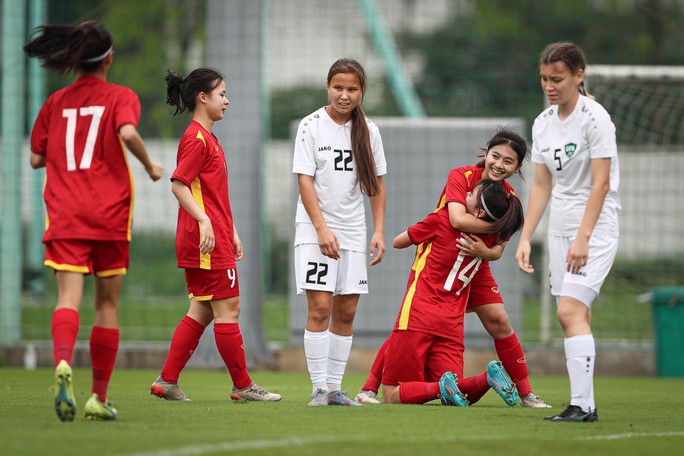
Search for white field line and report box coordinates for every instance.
[577,431,684,441]
[123,431,684,456]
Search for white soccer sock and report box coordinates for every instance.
[304,329,330,393]
[327,332,353,392]
[564,334,596,412]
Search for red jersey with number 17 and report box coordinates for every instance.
[30,76,141,242]
[171,121,235,270]
[394,209,497,340]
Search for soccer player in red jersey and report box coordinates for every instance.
[24,20,164,422]
[357,129,550,408]
[381,180,524,406]
[149,68,280,403]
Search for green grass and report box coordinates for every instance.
[522,256,684,343]
[20,232,290,343]
[21,234,684,344]
[2,368,683,456]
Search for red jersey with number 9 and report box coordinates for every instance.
[30,76,141,242]
[171,121,235,271]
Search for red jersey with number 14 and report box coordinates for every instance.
[30,76,141,242]
[394,209,497,340]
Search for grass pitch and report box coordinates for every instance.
[2,368,683,456]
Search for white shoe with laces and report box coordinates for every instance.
[308,387,329,406]
[150,375,191,401]
[328,390,363,406]
[230,383,281,402]
[520,393,552,408]
[355,389,381,404]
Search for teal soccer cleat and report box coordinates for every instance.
[438,371,469,406]
[486,360,519,406]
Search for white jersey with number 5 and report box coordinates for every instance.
[532,94,620,237]
[292,106,387,252]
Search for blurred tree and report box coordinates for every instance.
[37,0,205,138]
[102,0,206,137]
[269,86,326,140]
[268,77,400,140]
[402,0,684,130]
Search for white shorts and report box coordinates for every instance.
[294,244,369,296]
[548,234,618,303]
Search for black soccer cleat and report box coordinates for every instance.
[544,405,598,422]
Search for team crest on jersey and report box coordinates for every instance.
[564,143,577,158]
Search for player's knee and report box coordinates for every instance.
[382,385,400,404]
[307,306,331,325]
[335,308,357,325]
[483,312,512,338]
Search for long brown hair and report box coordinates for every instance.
[327,58,380,197]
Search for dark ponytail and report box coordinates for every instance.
[476,179,524,243]
[24,20,113,74]
[166,67,224,116]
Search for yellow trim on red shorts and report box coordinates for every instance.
[44,260,89,274]
[189,293,214,301]
[96,268,127,278]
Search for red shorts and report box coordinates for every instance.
[381,330,464,386]
[184,268,240,301]
[466,263,503,311]
[44,239,129,277]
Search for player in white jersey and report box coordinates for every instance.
[516,42,620,423]
[293,59,387,406]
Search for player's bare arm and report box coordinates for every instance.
[171,179,215,255]
[119,123,164,181]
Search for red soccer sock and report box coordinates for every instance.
[51,308,79,365]
[161,316,206,383]
[398,381,441,404]
[494,332,532,397]
[458,372,489,405]
[214,322,252,390]
[361,337,390,393]
[90,326,120,403]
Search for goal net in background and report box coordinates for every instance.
[533,65,684,343]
